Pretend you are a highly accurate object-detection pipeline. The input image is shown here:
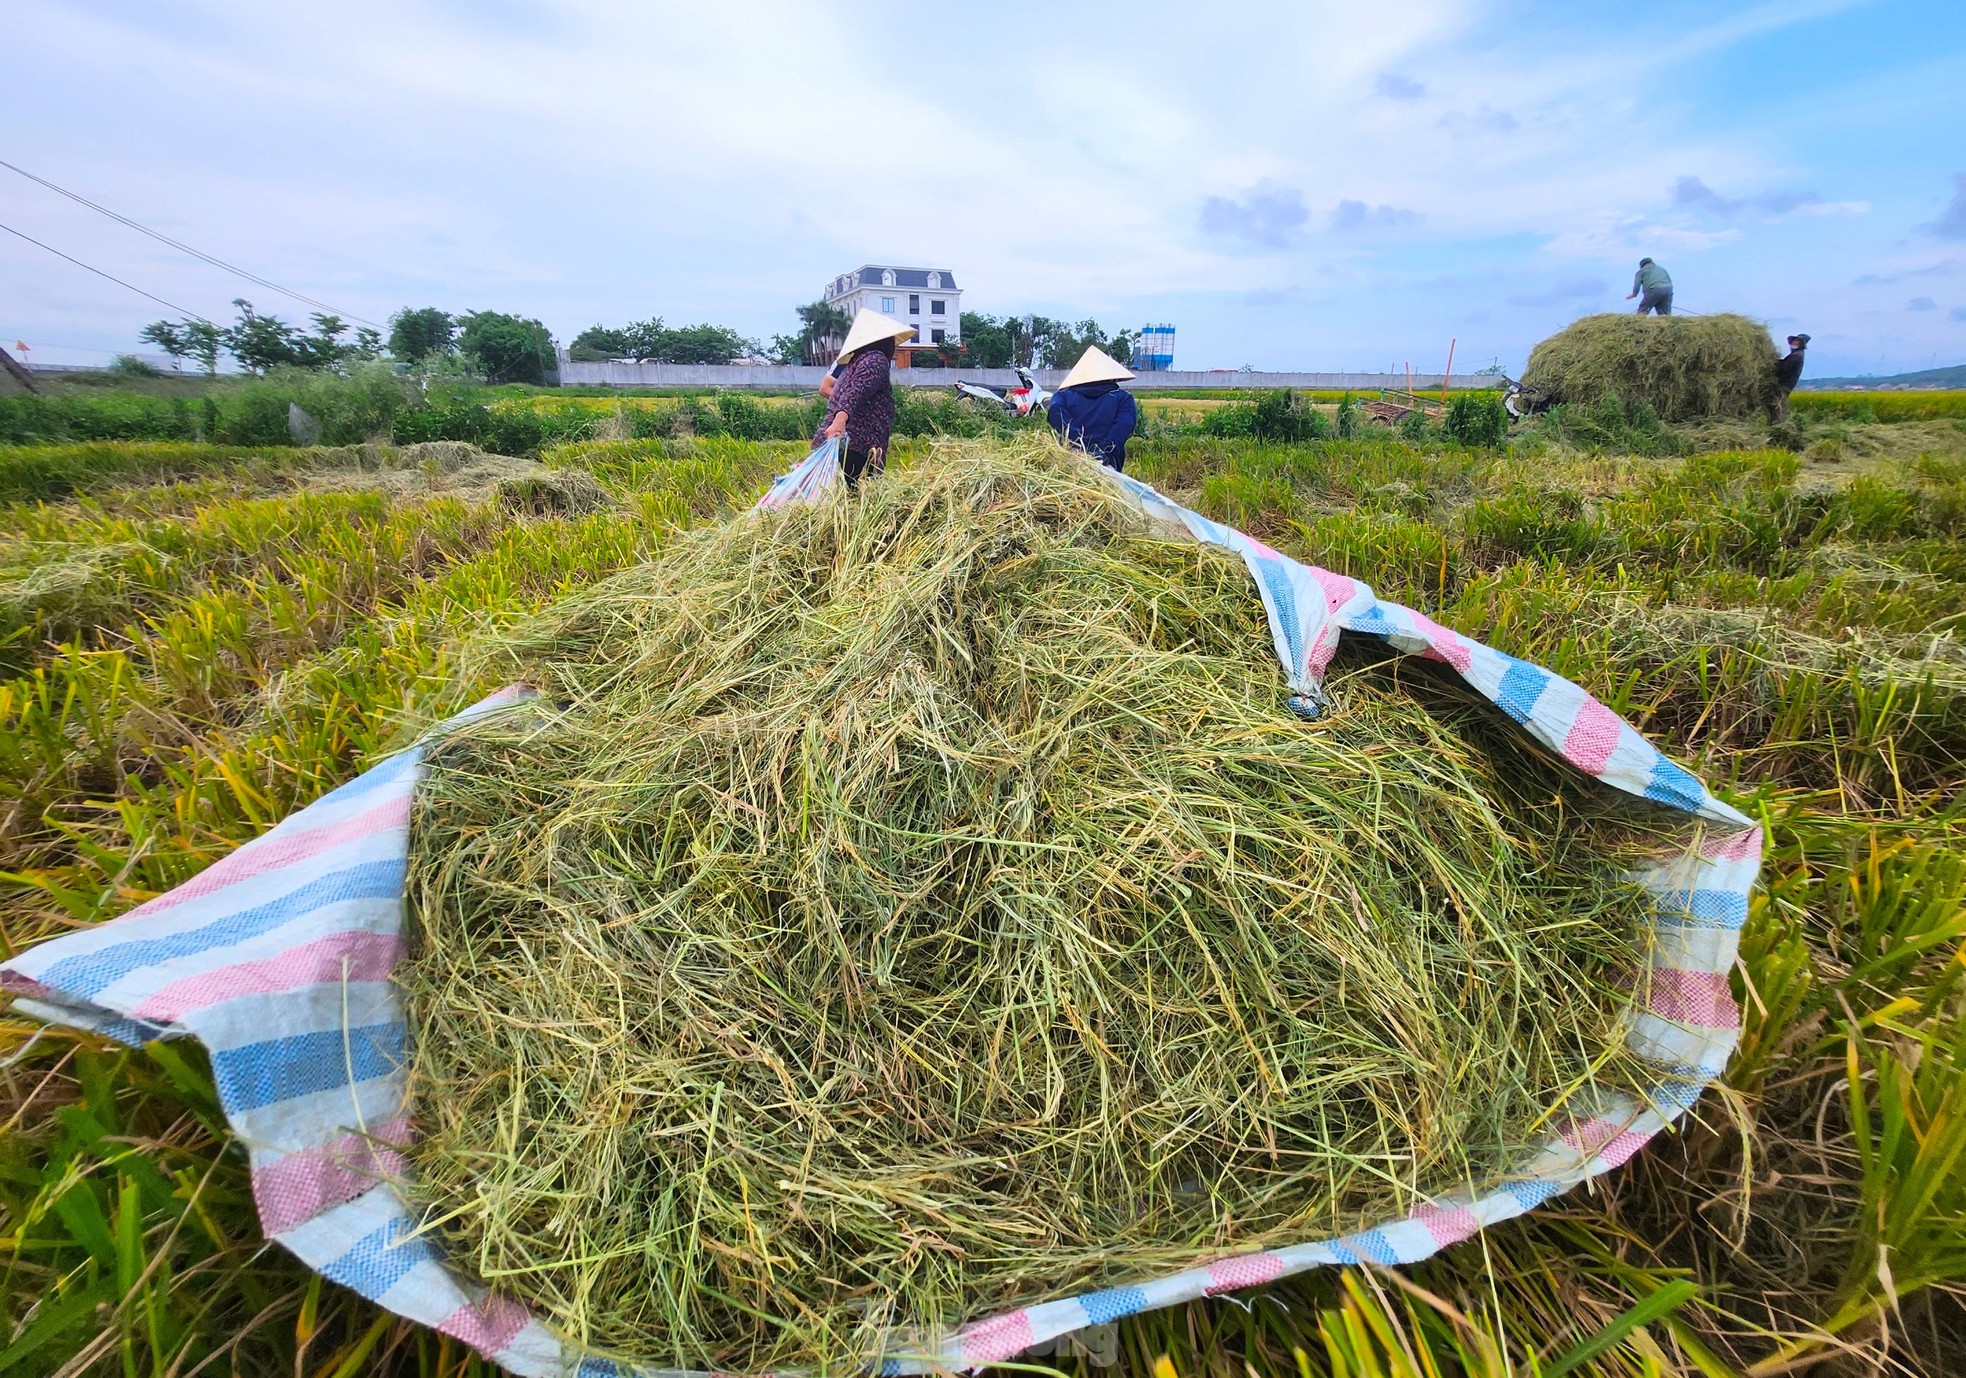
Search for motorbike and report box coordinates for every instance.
[951,366,1050,418]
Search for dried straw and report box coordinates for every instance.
[401,441,1671,1371]
[1522,313,1781,421]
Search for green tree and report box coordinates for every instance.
[223,299,309,374]
[768,301,852,365]
[957,313,1013,368]
[388,307,455,364]
[293,313,350,369]
[569,322,639,361]
[659,323,751,365]
[1037,318,1139,370]
[138,318,226,376]
[137,320,193,370]
[458,311,555,384]
[569,319,751,364]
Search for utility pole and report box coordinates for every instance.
[0,346,39,394]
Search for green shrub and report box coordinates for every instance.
[1444,392,1508,448]
[0,392,198,444]
[1463,490,1611,564]
[1202,391,1331,443]
[1537,392,1685,456]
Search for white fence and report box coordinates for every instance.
[554,360,1491,392]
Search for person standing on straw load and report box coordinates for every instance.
[1046,346,1140,472]
[1627,257,1673,315]
[817,309,914,489]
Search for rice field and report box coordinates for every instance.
[1,417,1963,1376]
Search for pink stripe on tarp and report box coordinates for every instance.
[960,1309,1036,1365]
[0,973,55,1000]
[1559,1117,1628,1159]
[1702,827,1763,861]
[1562,698,1625,774]
[255,1117,413,1235]
[1204,1251,1287,1295]
[1410,1203,1480,1247]
[1644,967,1738,1028]
[132,794,411,917]
[436,1292,531,1357]
[1245,537,1283,560]
[1308,565,1359,612]
[1307,626,1343,676]
[131,930,406,1022]
[1595,1128,1655,1168]
[1406,611,1474,672]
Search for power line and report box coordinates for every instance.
[0,157,382,328]
[0,219,214,323]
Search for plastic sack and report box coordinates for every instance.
[1,443,1760,1376]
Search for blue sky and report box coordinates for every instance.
[4,0,1963,376]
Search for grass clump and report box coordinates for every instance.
[1523,313,1781,422]
[402,441,1676,1371]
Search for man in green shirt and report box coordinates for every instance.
[1627,258,1673,315]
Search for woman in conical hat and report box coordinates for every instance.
[1045,345,1139,472]
[816,309,915,489]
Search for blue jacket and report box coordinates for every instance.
[1045,381,1138,469]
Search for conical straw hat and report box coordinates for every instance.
[1059,345,1136,389]
[838,309,917,357]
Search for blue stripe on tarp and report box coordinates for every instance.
[1506,1179,1564,1209]
[37,857,407,1000]
[297,748,417,815]
[1250,557,1304,668]
[1334,1229,1398,1265]
[1493,659,1550,724]
[1643,755,1708,813]
[1652,888,1751,929]
[211,1020,406,1112]
[576,1360,623,1378]
[94,1014,174,1047]
[1079,1284,1151,1325]
[1648,1077,1711,1113]
[316,1214,441,1297]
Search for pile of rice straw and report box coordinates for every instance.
[1522,312,1781,421]
[401,441,1673,1371]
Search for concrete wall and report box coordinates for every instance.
[556,361,1491,392]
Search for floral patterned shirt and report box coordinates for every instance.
[815,349,896,454]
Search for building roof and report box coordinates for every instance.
[829,265,959,294]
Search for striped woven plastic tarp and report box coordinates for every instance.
[1,443,1760,1377]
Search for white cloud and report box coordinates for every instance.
[1331,200,1423,233]
[1199,183,1311,249]
[0,0,1951,373]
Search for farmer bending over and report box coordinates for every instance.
[1772,333,1809,419]
[1046,346,1140,472]
[1627,258,1673,315]
[817,309,912,488]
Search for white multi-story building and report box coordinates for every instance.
[823,266,962,349]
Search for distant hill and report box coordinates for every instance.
[1797,363,1966,390]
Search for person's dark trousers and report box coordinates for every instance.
[1636,288,1674,315]
[843,446,884,489]
[1100,455,1125,474]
